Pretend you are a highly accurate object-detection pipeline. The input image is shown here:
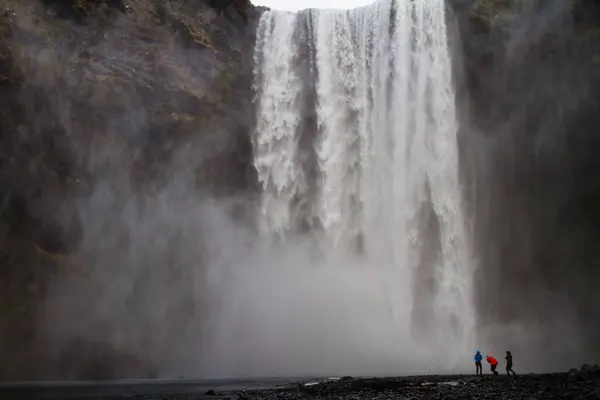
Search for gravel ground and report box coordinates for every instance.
[2,365,599,399]
[230,365,600,400]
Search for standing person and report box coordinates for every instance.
[474,350,483,376]
[505,350,517,376]
[486,355,499,375]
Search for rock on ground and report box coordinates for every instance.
[230,369,600,400]
[2,368,599,399]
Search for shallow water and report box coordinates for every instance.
[0,377,309,399]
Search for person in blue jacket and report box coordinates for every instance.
[474,350,483,376]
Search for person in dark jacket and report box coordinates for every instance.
[505,350,517,376]
[474,350,483,376]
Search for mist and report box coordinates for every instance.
[2,0,599,381]
[40,145,470,379]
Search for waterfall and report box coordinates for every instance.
[247,0,474,375]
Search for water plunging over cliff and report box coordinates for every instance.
[244,0,474,375]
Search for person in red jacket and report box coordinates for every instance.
[486,355,499,375]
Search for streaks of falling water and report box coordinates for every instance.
[313,9,363,250]
[253,0,475,362]
[253,11,305,238]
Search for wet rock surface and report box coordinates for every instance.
[236,371,600,400]
[2,367,600,399]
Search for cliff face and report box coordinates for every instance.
[0,0,262,380]
[450,0,600,367]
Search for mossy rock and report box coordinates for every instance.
[186,23,215,51]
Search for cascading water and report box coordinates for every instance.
[209,0,474,377]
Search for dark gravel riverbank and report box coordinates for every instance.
[238,370,600,400]
[2,365,599,399]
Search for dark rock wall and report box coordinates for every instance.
[449,0,600,369]
[0,0,261,380]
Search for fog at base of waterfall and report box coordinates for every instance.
[195,0,476,378]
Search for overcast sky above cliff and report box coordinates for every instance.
[254,0,374,11]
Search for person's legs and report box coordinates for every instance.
[491,364,498,375]
[476,362,482,376]
[508,366,516,376]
